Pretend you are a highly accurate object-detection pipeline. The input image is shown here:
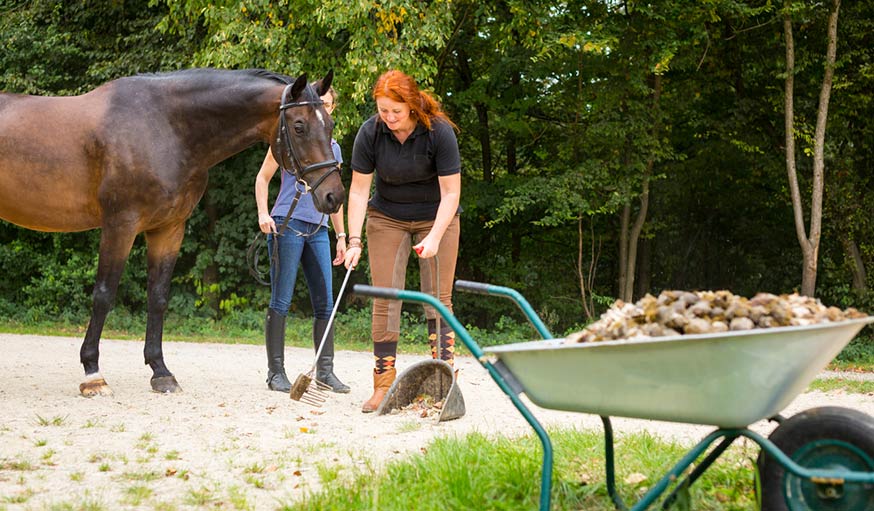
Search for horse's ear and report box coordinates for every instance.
[313,70,334,97]
[290,73,308,100]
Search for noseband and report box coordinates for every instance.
[276,84,339,193]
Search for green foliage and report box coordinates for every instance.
[291,428,758,510]
[2,0,874,338]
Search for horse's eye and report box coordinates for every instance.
[294,122,305,135]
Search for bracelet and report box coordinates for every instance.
[348,237,363,249]
[336,232,347,240]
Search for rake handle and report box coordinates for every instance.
[311,265,353,369]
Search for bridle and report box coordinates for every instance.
[275,83,339,192]
[247,83,339,286]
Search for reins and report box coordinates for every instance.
[247,83,339,286]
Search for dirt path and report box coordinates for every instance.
[1,333,872,510]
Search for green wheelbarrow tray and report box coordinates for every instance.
[376,359,466,422]
[484,316,874,428]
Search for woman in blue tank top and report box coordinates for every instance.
[254,87,350,394]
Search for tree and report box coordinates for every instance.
[783,0,841,297]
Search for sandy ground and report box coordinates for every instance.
[1,332,872,510]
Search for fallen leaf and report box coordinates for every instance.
[624,472,648,485]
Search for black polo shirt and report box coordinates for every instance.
[351,115,461,221]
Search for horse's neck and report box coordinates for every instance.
[165,81,280,169]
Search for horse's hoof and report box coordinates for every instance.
[150,375,182,393]
[80,374,114,397]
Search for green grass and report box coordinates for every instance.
[808,377,874,395]
[286,428,758,511]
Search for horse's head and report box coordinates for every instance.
[272,71,345,214]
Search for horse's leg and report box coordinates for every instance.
[79,228,138,397]
[144,223,186,393]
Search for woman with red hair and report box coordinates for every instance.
[344,70,461,413]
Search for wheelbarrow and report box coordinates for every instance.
[353,281,874,511]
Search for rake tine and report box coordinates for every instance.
[299,390,329,407]
[290,371,332,406]
[290,266,354,407]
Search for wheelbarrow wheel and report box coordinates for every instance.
[757,406,874,511]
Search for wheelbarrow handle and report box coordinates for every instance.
[353,284,486,360]
[352,284,402,300]
[352,282,554,511]
[454,280,553,340]
[454,280,492,294]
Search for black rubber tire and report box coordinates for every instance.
[757,406,874,511]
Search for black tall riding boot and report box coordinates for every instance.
[313,318,350,393]
[265,308,291,392]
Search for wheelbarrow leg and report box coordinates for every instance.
[488,361,554,511]
[601,416,630,511]
[660,436,738,509]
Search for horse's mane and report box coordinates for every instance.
[134,68,296,86]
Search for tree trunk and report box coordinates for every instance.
[618,204,630,300]
[635,236,651,298]
[784,0,840,297]
[618,74,661,303]
[842,237,867,291]
[577,217,601,320]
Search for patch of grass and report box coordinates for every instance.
[70,471,85,482]
[35,414,68,427]
[289,428,757,511]
[1,458,35,471]
[243,462,265,474]
[244,475,266,489]
[97,463,110,472]
[184,486,217,506]
[41,449,57,465]
[2,488,34,504]
[164,450,180,461]
[45,495,108,511]
[227,486,253,511]
[314,462,341,484]
[396,420,422,433]
[82,418,101,428]
[109,423,126,433]
[808,378,874,395]
[34,438,47,447]
[122,485,153,506]
[117,470,161,482]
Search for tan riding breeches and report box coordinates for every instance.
[365,208,461,343]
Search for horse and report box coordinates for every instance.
[0,68,344,396]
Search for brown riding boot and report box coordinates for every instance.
[361,367,396,413]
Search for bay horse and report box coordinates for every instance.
[0,68,344,396]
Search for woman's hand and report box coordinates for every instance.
[344,239,362,269]
[333,239,347,266]
[413,236,440,259]
[258,213,276,234]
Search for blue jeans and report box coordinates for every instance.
[267,218,333,319]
